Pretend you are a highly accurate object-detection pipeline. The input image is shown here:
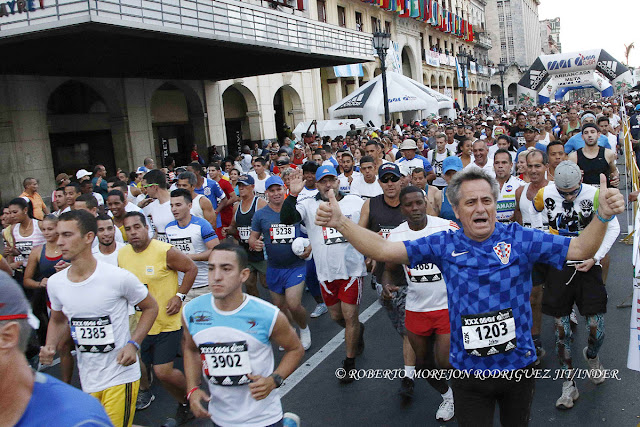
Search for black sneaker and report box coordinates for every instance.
[175,402,195,425]
[399,377,414,399]
[356,322,365,356]
[136,389,155,411]
[340,358,356,384]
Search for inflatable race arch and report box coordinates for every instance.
[516,49,635,106]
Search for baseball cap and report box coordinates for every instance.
[635,104,640,111]
[265,176,284,189]
[55,173,70,185]
[0,272,30,322]
[524,125,538,132]
[294,144,303,149]
[399,139,418,150]
[315,165,338,181]
[554,161,582,189]
[276,158,290,167]
[237,174,255,186]
[75,169,92,180]
[136,167,146,174]
[378,163,401,178]
[442,156,463,174]
[486,116,494,121]
[340,150,354,158]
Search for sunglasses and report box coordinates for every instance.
[558,186,580,197]
[379,175,401,183]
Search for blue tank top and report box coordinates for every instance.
[37,245,63,281]
[439,188,461,227]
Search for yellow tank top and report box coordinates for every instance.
[118,225,128,242]
[118,240,180,335]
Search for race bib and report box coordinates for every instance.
[404,263,442,283]
[461,308,517,357]
[70,316,116,353]
[14,241,33,265]
[270,224,295,244]
[379,227,394,240]
[156,232,168,243]
[170,237,194,253]
[200,341,252,386]
[238,226,251,243]
[517,137,525,147]
[323,226,347,245]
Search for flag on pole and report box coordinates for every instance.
[399,0,410,17]
[410,0,420,18]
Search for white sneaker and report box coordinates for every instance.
[435,398,455,422]
[556,381,579,409]
[283,412,301,427]
[583,347,605,385]
[300,327,312,350]
[310,303,328,318]
[570,309,578,325]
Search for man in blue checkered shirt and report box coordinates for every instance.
[314,167,625,427]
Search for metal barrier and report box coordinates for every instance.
[0,0,374,60]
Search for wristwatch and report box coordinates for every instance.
[270,373,283,388]
[176,292,187,302]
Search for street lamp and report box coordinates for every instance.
[372,25,391,127]
[456,51,469,111]
[498,63,507,111]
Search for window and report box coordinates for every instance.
[317,0,326,22]
[421,33,426,60]
[371,16,379,32]
[384,20,391,34]
[355,11,363,31]
[337,6,346,27]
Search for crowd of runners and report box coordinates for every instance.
[1,93,640,427]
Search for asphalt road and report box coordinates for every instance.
[42,175,640,426]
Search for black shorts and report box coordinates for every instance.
[141,329,182,366]
[542,265,607,317]
[531,263,548,287]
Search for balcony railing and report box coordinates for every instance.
[0,0,374,60]
[474,31,492,50]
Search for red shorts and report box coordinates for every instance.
[405,309,450,336]
[320,277,363,306]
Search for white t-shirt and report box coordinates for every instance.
[445,143,458,153]
[47,261,148,393]
[496,176,525,222]
[337,171,362,194]
[427,149,453,187]
[349,175,383,199]
[248,171,271,201]
[609,114,620,129]
[297,187,319,204]
[387,218,458,312]
[295,195,366,282]
[607,133,617,152]
[92,241,126,266]
[143,199,173,242]
[464,158,496,178]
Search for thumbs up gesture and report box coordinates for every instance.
[597,173,624,219]
[315,189,344,229]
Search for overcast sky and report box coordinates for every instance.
[538,0,640,67]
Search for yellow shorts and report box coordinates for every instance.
[90,379,139,427]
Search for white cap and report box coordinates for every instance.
[482,122,488,126]
[76,169,92,180]
[486,116,494,121]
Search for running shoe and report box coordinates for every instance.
[534,346,546,366]
[356,322,365,356]
[556,381,579,409]
[583,347,605,385]
[135,389,155,411]
[310,303,328,318]
[283,412,301,427]
[340,358,356,384]
[435,398,455,422]
[300,327,312,351]
[399,377,414,399]
[175,402,195,425]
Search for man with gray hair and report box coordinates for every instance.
[0,272,113,425]
[314,166,625,426]
[465,140,495,178]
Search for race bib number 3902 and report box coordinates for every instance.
[461,308,517,357]
[70,316,116,353]
[200,341,252,386]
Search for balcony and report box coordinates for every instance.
[0,0,374,80]
[474,30,492,50]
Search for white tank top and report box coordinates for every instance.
[519,183,547,230]
[191,194,205,219]
[12,219,46,267]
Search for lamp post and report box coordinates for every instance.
[372,25,391,127]
[456,51,469,111]
[498,63,507,111]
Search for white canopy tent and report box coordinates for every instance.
[328,72,455,127]
[292,119,366,140]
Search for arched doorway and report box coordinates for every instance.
[439,75,445,92]
[430,75,437,89]
[150,83,197,167]
[401,46,414,79]
[508,83,518,109]
[47,80,116,176]
[273,86,303,143]
[222,84,260,156]
[445,76,453,98]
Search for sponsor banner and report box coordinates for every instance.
[439,53,448,65]
[595,49,625,81]
[517,57,549,91]
[334,84,375,110]
[554,70,592,88]
[448,56,457,67]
